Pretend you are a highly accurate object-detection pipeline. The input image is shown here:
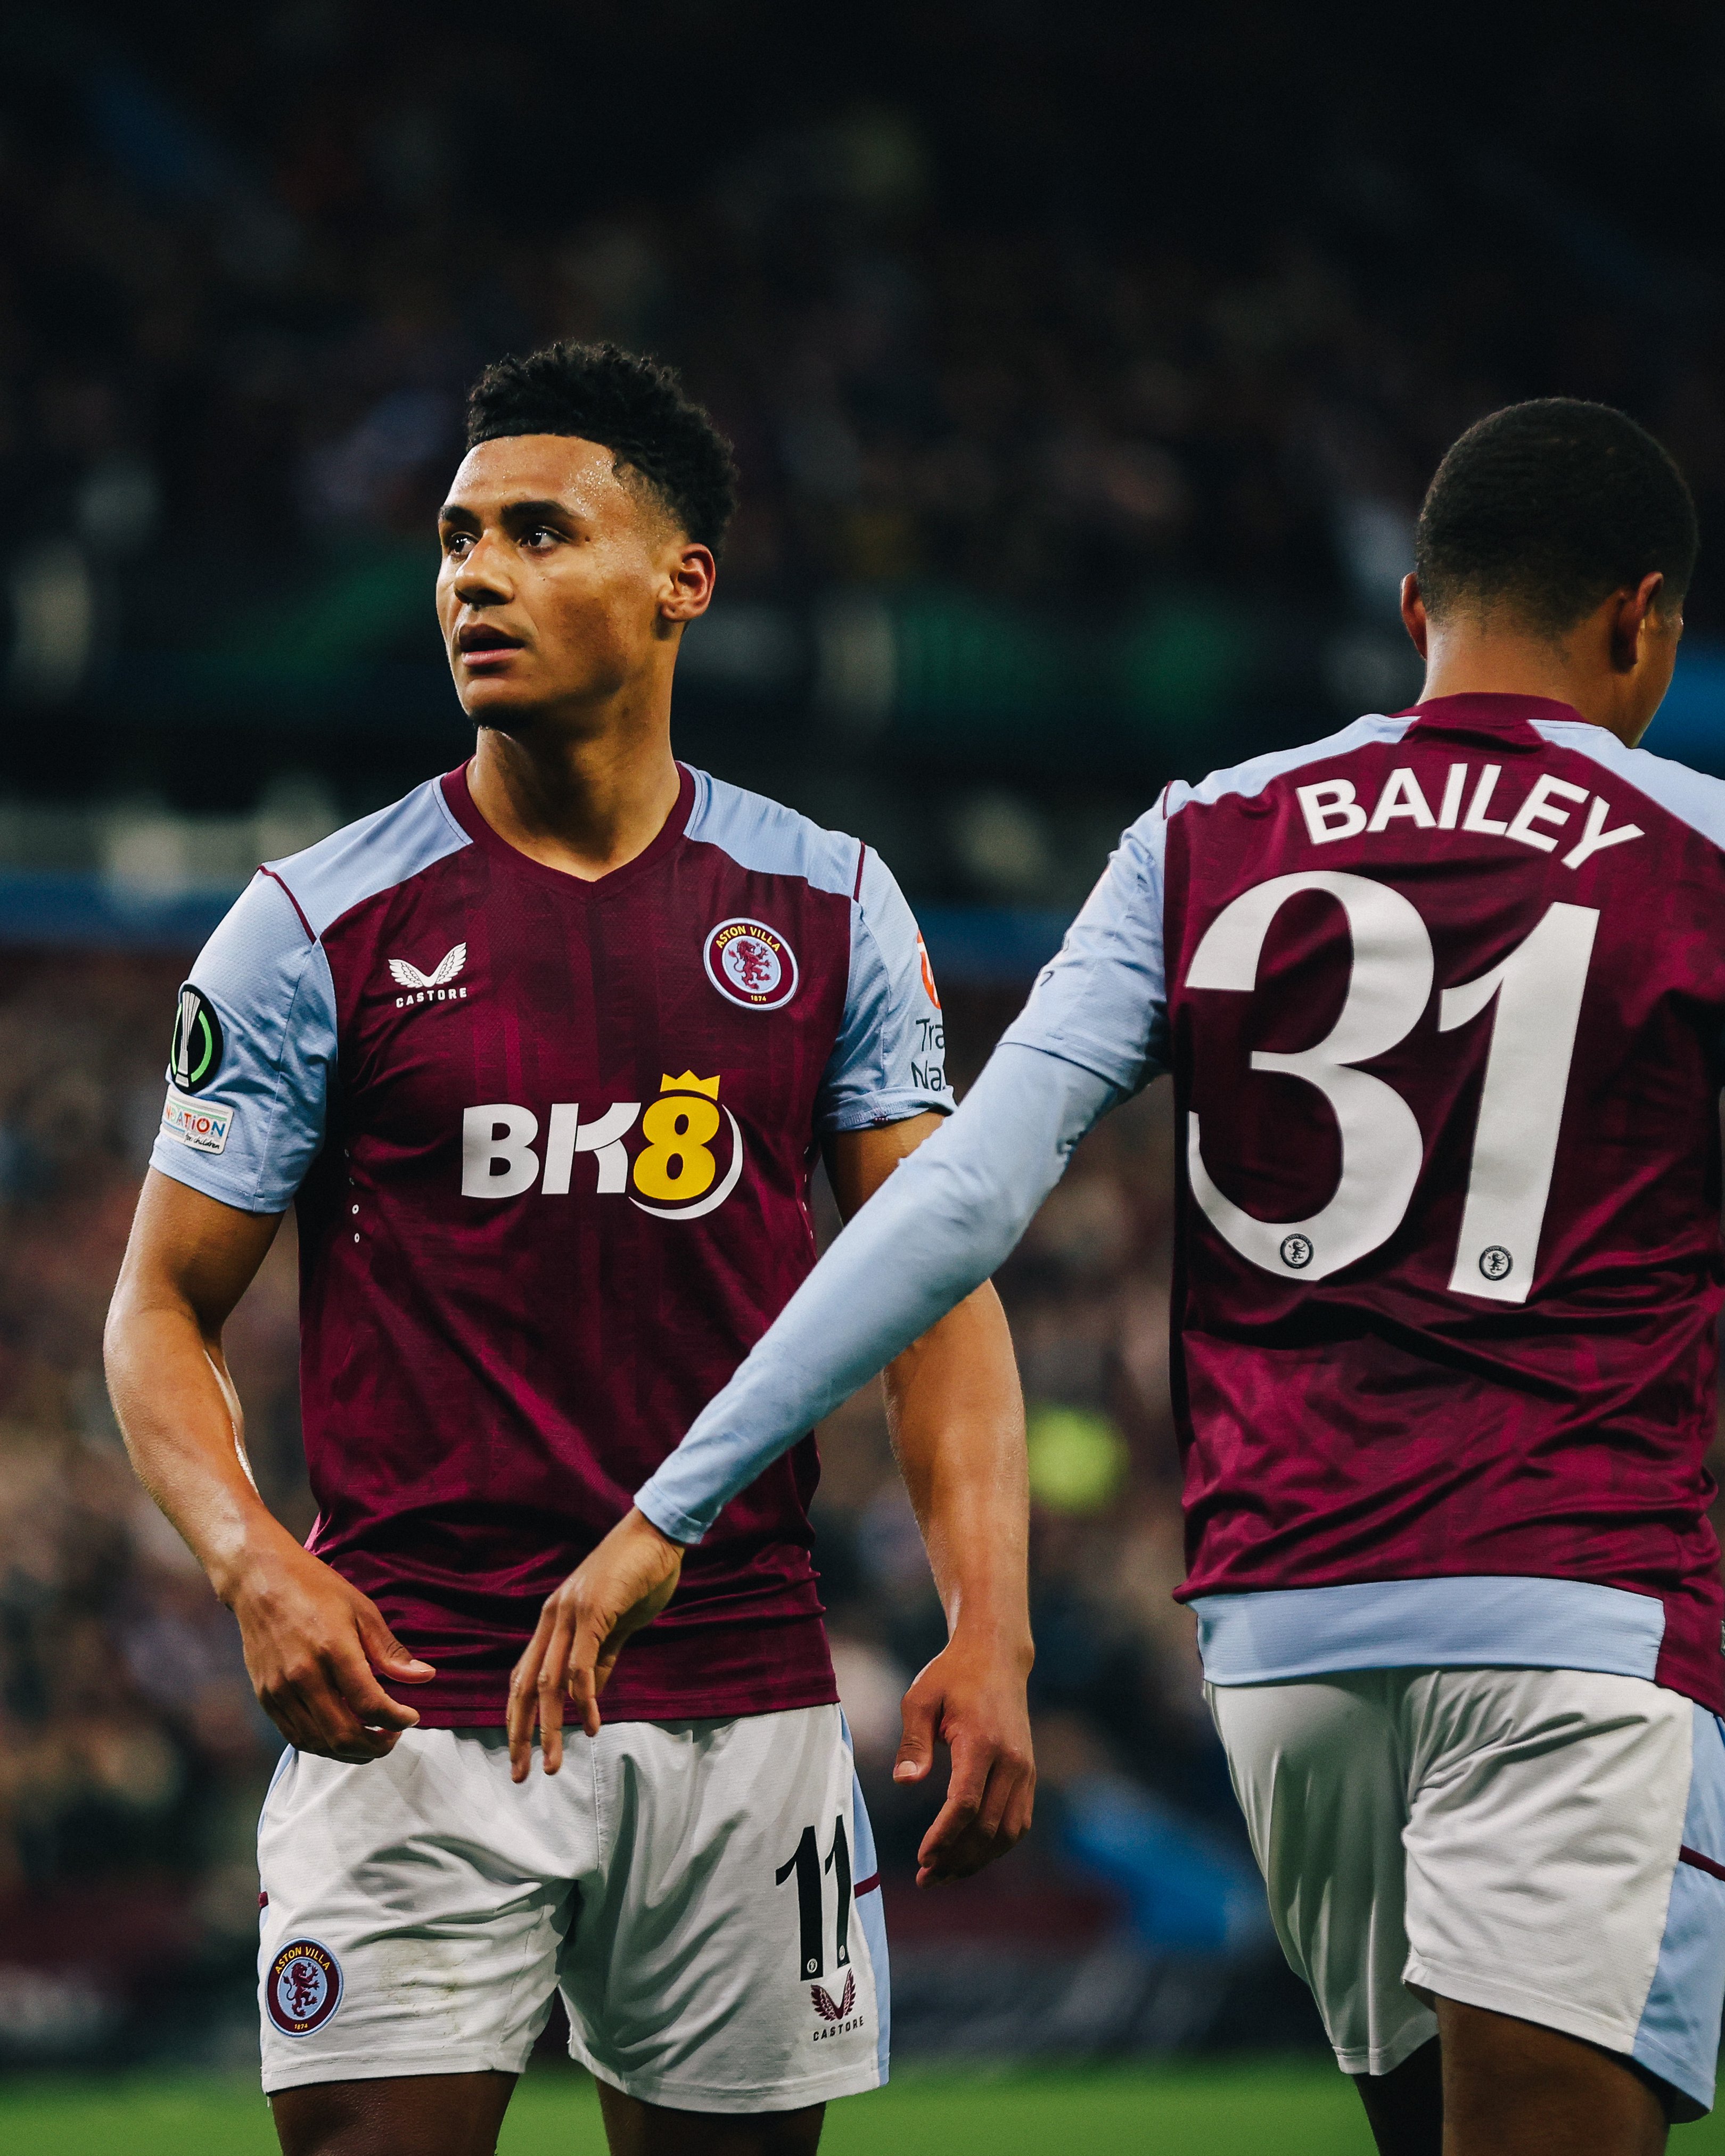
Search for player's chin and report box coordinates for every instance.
[451,658,548,710]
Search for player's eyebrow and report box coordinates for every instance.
[498,498,578,529]
[438,497,581,532]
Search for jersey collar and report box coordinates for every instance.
[1398,691,1590,742]
[439,759,696,897]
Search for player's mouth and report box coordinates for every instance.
[456,622,527,671]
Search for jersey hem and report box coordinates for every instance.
[1192,1576,1673,1691]
[406,1675,841,1727]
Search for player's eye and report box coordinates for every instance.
[442,532,471,556]
[522,526,559,550]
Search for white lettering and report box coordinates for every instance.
[540,1104,579,1196]
[1462,765,1509,836]
[1505,773,1589,853]
[1562,794,1645,871]
[462,1105,540,1198]
[1297,779,1367,844]
[1436,764,1467,830]
[1367,767,1436,832]
[539,1101,641,1195]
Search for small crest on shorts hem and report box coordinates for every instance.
[267,1938,343,2037]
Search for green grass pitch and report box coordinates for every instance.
[3,2062,1722,2154]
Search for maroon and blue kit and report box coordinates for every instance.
[1029,693,1725,1709]
[152,760,949,1724]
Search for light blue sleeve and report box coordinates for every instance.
[635,1042,1118,1543]
[816,846,951,1131]
[998,796,1171,1090]
[148,870,338,1214]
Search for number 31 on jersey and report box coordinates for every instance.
[1185,870,1597,1304]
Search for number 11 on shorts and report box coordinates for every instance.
[776,1817,851,1979]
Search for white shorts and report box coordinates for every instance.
[256,1704,889,2113]
[1209,1666,1725,2118]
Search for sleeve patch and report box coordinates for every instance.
[161,1088,238,1155]
[916,931,942,1010]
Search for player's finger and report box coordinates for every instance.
[508,1610,557,1781]
[592,1631,627,1697]
[320,1659,414,1756]
[565,1608,610,1739]
[283,1669,397,1763]
[892,1685,940,1784]
[260,1655,391,1762]
[975,1751,1023,1844]
[353,1601,436,1683]
[1003,1770,1036,1847]
[536,1609,577,1773]
[328,1644,421,1732]
[915,1743,987,1874]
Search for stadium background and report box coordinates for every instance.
[6,3,1725,2146]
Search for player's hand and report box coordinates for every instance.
[228,1541,434,1764]
[506,1508,684,1782]
[893,1630,1036,1888]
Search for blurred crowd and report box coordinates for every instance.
[6,2,1725,685]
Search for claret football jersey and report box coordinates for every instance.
[1005,693,1725,1711]
[150,761,949,1723]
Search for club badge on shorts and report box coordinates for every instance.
[267,1939,343,2037]
[704,918,799,1010]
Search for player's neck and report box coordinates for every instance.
[1415,616,1649,748]
[466,713,682,881]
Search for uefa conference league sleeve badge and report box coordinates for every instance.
[160,983,236,1156]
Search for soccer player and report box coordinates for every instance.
[104,342,1034,2156]
[567,400,1725,2155]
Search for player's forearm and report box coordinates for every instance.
[636,1044,1116,1543]
[884,1283,1031,1661]
[104,1290,299,1604]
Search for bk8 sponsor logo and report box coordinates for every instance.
[461,1071,744,1221]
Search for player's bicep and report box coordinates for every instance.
[824,1111,946,1220]
[116,1168,284,1335]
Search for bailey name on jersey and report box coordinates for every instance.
[1299,759,1645,867]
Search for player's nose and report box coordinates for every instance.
[449,530,514,602]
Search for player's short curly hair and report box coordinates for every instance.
[465,341,740,553]
[1416,399,1698,635]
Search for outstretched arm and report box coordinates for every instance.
[105,1170,434,1762]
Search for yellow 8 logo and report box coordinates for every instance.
[631,1094,722,1202]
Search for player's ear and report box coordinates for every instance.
[1609,573,1665,675]
[1401,573,1430,660]
[660,541,716,628]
